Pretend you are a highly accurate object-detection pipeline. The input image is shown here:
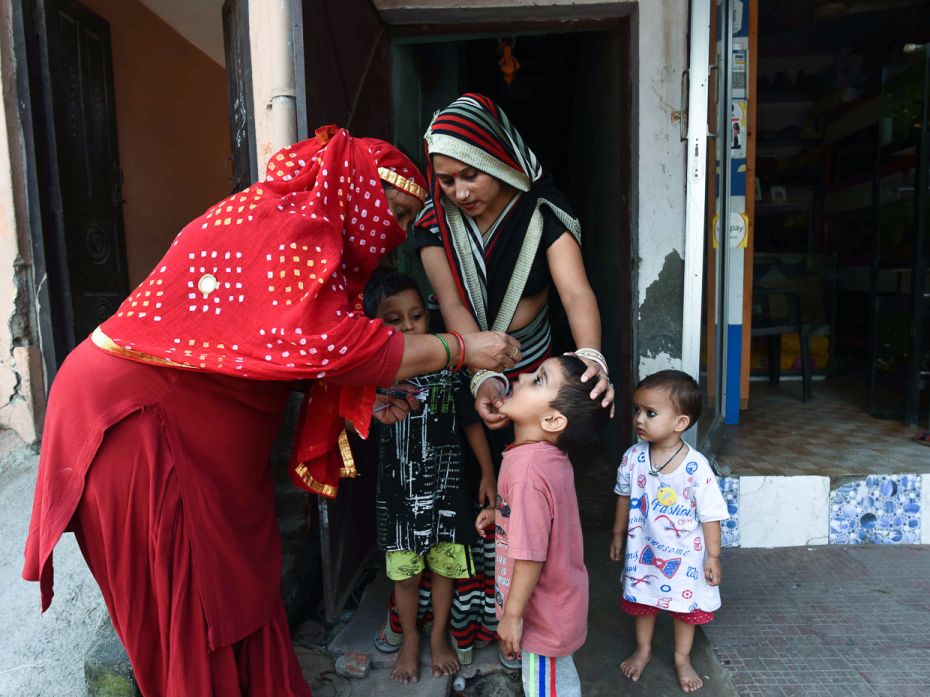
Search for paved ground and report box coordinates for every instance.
[0,430,107,697]
[321,539,930,697]
[706,545,930,697]
[322,527,736,697]
[5,422,929,697]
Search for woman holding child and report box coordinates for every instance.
[22,126,520,697]
[376,93,614,676]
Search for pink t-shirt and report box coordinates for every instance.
[495,441,588,657]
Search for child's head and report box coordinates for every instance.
[500,355,611,450]
[363,270,429,334]
[632,370,702,444]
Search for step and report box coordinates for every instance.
[714,472,930,548]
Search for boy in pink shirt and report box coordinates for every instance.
[476,355,610,697]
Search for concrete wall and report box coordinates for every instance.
[78,0,231,288]
[626,1,689,379]
[0,3,44,444]
[373,0,691,381]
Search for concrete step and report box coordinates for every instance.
[713,472,930,549]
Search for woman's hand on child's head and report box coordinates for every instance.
[475,379,511,430]
[704,556,722,586]
[609,533,625,562]
[573,354,616,416]
[475,508,495,535]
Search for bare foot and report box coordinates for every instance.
[430,633,460,677]
[620,647,652,682]
[390,635,420,684]
[674,654,704,692]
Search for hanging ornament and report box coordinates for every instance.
[498,39,520,86]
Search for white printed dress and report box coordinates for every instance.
[615,443,728,613]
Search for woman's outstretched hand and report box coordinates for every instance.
[475,378,511,430]
[575,354,615,417]
[462,331,521,373]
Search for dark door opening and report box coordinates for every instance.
[392,27,634,456]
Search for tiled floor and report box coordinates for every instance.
[717,375,929,477]
[705,545,930,697]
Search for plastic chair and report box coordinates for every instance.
[751,287,813,401]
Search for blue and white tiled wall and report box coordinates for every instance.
[829,475,921,544]
[717,473,928,548]
[720,477,740,548]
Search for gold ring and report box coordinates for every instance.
[509,347,518,359]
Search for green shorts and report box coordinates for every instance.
[385,543,473,581]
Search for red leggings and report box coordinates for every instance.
[620,598,714,625]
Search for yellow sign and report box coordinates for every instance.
[712,211,749,249]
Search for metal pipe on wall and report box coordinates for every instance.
[268,0,296,153]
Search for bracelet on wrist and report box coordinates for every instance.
[449,331,466,373]
[434,333,452,369]
[574,347,608,374]
[470,369,510,398]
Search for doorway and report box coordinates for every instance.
[391,27,634,456]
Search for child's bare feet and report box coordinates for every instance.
[430,633,460,677]
[390,635,420,684]
[620,647,652,682]
[674,654,703,692]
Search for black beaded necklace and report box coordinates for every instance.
[648,441,685,476]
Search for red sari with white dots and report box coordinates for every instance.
[22,130,425,696]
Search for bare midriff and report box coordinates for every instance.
[509,287,548,332]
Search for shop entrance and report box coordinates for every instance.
[719,0,930,479]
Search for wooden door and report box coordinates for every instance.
[44,0,129,352]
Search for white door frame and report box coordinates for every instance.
[681,0,712,383]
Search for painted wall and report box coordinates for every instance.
[79,0,231,287]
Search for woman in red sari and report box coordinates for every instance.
[22,127,519,697]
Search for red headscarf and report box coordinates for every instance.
[96,126,427,496]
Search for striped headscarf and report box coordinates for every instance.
[423,93,543,193]
[415,94,580,374]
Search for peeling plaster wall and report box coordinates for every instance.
[0,5,44,444]
[637,250,685,376]
[631,1,688,380]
